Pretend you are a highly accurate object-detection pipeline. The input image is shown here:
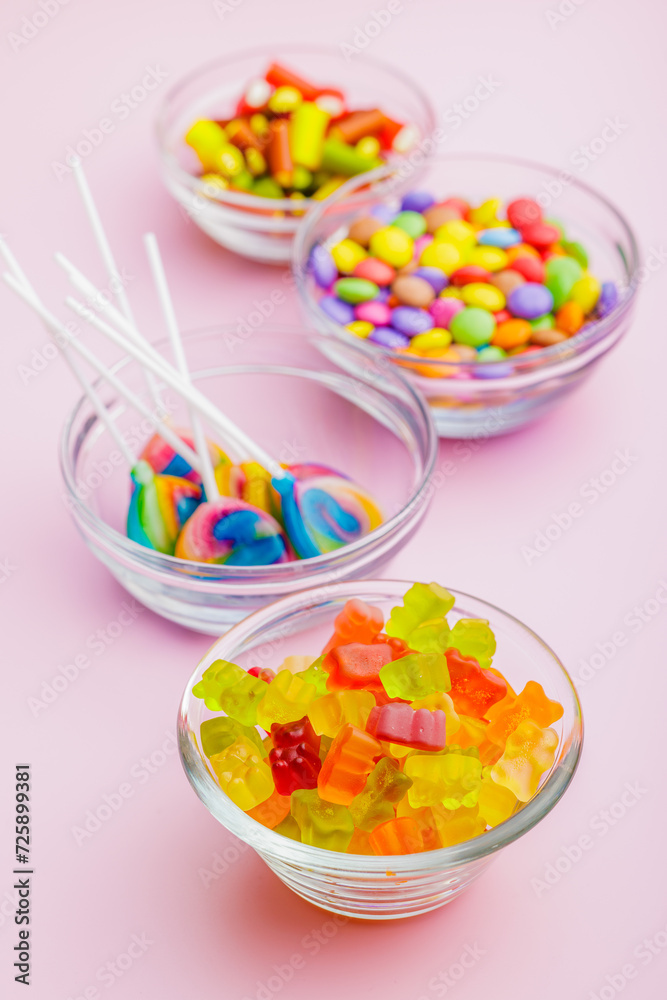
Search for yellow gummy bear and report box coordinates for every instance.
[209,737,273,810]
[477,767,519,827]
[308,690,375,738]
[491,720,559,802]
[405,752,482,809]
[255,669,317,730]
[432,803,487,847]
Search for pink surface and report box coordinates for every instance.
[1,1,666,997]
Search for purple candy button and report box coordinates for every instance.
[596,280,619,317]
[507,282,554,320]
[401,190,436,213]
[391,306,435,336]
[368,326,411,349]
[370,204,397,224]
[413,266,448,294]
[319,295,355,325]
[309,245,337,289]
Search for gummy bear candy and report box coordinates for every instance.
[477,767,519,827]
[368,816,424,855]
[318,724,381,805]
[322,598,384,654]
[349,757,412,832]
[366,702,447,752]
[432,803,486,847]
[192,659,268,726]
[209,737,274,810]
[412,691,459,736]
[291,788,354,851]
[325,642,394,691]
[405,751,482,809]
[379,650,450,701]
[294,655,329,696]
[385,582,455,642]
[491,720,559,802]
[269,716,322,795]
[347,827,375,855]
[200,716,264,757]
[486,681,563,746]
[447,618,496,670]
[445,648,507,718]
[405,618,451,655]
[396,798,441,851]
[256,670,317,730]
[278,655,318,674]
[274,814,302,842]
[308,690,375,738]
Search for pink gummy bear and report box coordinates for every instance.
[366,702,447,751]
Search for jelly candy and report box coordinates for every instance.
[396,799,441,851]
[349,758,412,832]
[294,655,329,696]
[318,724,381,805]
[386,582,455,641]
[486,681,564,746]
[411,691,459,736]
[379,650,450,701]
[447,618,496,670]
[256,669,317,730]
[200,716,264,757]
[322,598,384,654]
[491,721,559,801]
[192,660,268,726]
[291,789,354,851]
[432,803,486,847]
[445,648,507,718]
[366,702,447,751]
[405,751,482,809]
[308,690,375,738]
[246,788,292,829]
[209,738,274,810]
[477,768,518,827]
[268,716,322,795]
[368,817,424,855]
[325,641,393,690]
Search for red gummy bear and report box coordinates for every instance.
[325,642,394,691]
[445,648,507,718]
[366,702,447,751]
[269,716,321,796]
[322,599,384,655]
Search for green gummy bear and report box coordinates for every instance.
[406,618,451,654]
[291,789,354,852]
[349,758,413,832]
[447,619,496,670]
[405,752,482,809]
[379,650,451,701]
[255,669,317,730]
[386,582,455,641]
[200,716,264,758]
[294,655,329,697]
[192,659,268,726]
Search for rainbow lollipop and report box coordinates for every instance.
[127,460,202,555]
[174,497,290,565]
[141,429,229,485]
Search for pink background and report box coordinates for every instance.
[2,0,666,997]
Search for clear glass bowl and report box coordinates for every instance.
[178,580,583,919]
[293,153,640,437]
[59,330,437,634]
[156,45,436,264]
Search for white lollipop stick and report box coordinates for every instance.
[70,159,163,411]
[65,295,286,478]
[3,272,203,475]
[0,241,136,467]
[143,233,219,500]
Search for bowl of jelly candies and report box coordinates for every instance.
[179,579,582,918]
[60,328,437,635]
[157,45,436,263]
[294,152,640,438]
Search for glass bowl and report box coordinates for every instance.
[59,329,437,634]
[293,153,640,437]
[178,579,583,919]
[156,45,436,264]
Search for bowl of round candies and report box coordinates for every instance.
[294,152,640,438]
[156,45,436,263]
[179,579,582,919]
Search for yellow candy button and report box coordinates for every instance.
[468,245,509,272]
[331,238,367,273]
[346,320,374,338]
[461,282,506,312]
[419,240,463,275]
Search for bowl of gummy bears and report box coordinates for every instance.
[293,152,640,438]
[178,579,583,919]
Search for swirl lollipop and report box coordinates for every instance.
[141,428,229,485]
[127,459,202,555]
[174,497,290,565]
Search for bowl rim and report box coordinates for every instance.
[178,579,584,871]
[292,150,641,377]
[59,326,438,581]
[155,42,438,212]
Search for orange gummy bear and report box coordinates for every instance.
[322,599,384,655]
[317,724,381,805]
[486,681,563,746]
[369,817,424,855]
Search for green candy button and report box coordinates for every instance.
[449,306,496,347]
[334,277,380,303]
